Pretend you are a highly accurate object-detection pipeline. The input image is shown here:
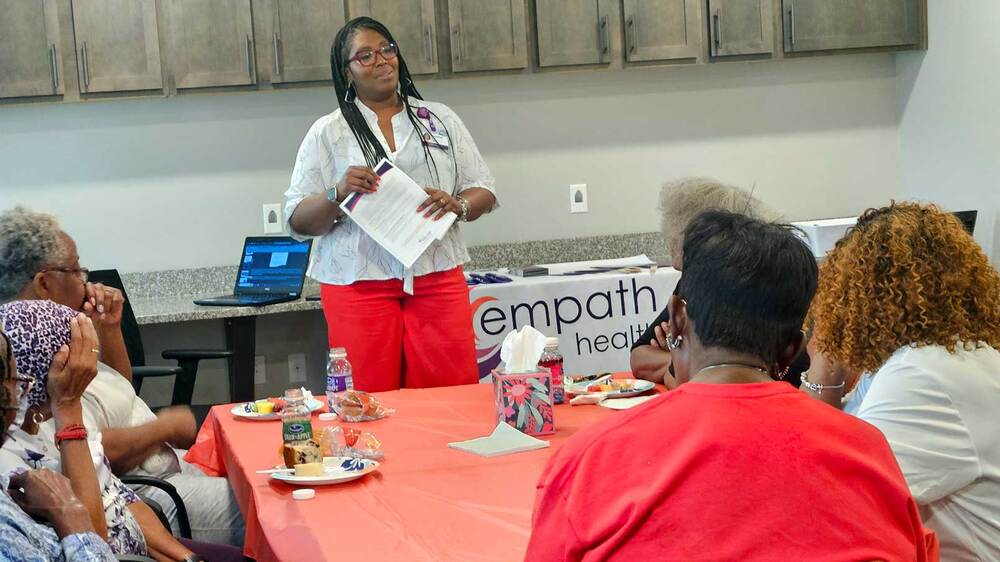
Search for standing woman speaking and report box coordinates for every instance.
[284,17,497,392]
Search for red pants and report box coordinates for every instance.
[320,267,478,391]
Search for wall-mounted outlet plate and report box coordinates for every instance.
[288,352,307,383]
[262,203,283,234]
[570,184,588,213]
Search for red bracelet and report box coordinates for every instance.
[55,424,87,447]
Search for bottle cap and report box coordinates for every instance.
[330,347,347,358]
[292,488,316,501]
[544,337,559,347]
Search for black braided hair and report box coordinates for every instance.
[330,17,458,191]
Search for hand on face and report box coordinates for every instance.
[46,315,99,413]
[417,187,461,221]
[650,321,671,350]
[82,282,124,327]
[805,335,857,386]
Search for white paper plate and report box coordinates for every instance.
[231,398,323,421]
[270,457,379,486]
[567,378,655,399]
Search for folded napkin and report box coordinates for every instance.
[598,395,657,410]
[448,422,550,457]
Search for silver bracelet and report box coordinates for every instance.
[800,371,845,393]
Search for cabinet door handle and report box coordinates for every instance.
[80,42,90,88]
[787,4,795,47]
[424,24,433,64]
[599,15,609,55]
[272,32,280,76]
[713,9,722,54]
[453,26,462,64]
[626,16,636,56]
[49,44,58,92]
[245,34,253,78]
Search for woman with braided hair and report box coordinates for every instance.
[284,17,497,391]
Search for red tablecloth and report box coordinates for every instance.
[185,379,658,561]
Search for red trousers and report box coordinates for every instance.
[320,267,478,391]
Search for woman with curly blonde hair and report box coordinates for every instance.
[804,202,1000,562]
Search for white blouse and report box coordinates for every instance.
[284,97,496,290]
[855,343,1000,562]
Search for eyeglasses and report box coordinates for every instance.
[347,43,398,67]
[42,267,89,283]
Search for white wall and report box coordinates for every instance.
[0,53,902,273]
[897,0,1000,262]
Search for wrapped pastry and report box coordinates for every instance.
[331,390,394,422]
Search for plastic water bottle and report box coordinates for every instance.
[538,337,565,404]
[326,347,354,410]
[281,388,313,445]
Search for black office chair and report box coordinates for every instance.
[121,475,193,539]
[88,269,234,411]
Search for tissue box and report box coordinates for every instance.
[492,368,555,436]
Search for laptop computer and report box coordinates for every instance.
[194,236,312,307]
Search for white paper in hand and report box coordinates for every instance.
[448,422,550,457]
[340,159,457,268]
[499,326,547,373]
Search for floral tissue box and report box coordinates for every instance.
[492,368,555,436]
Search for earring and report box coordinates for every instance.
[344,82,356,103]
[776,365,790,380]
[666,334,683,351]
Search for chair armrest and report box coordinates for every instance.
[161,349,234,361]
[120,475,192,539]
[132,366,184,378]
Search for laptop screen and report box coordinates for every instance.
[234,236,312,295]
[953,210,977,235]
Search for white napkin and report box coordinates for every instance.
[598,395,658,410]
[447,422,550,457]
[499,326,547,373]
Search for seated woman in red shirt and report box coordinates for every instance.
[526,210,936,562]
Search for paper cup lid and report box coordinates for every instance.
[292,488,315,501]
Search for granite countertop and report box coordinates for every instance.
[130,294,323,325]
[126,231,668,326]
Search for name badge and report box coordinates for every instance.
[422,131,450,150]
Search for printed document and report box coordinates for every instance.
[340,159,456,268]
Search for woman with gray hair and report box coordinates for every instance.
[630,177,783,385]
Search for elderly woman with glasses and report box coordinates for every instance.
[284,17,497,392]
[527,210,937,561]
[629,178,812,387]
[0,328,116,560]
[0,206,131,383]
[0,300,245,561]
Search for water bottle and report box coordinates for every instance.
[281,388,313,445]
[326,347,354,411]
[538,337,565,404]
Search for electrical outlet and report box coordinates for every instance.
[570,184,588,213]
[288,353,307,383]
[254,355,266,385]
[262,203,283,234]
